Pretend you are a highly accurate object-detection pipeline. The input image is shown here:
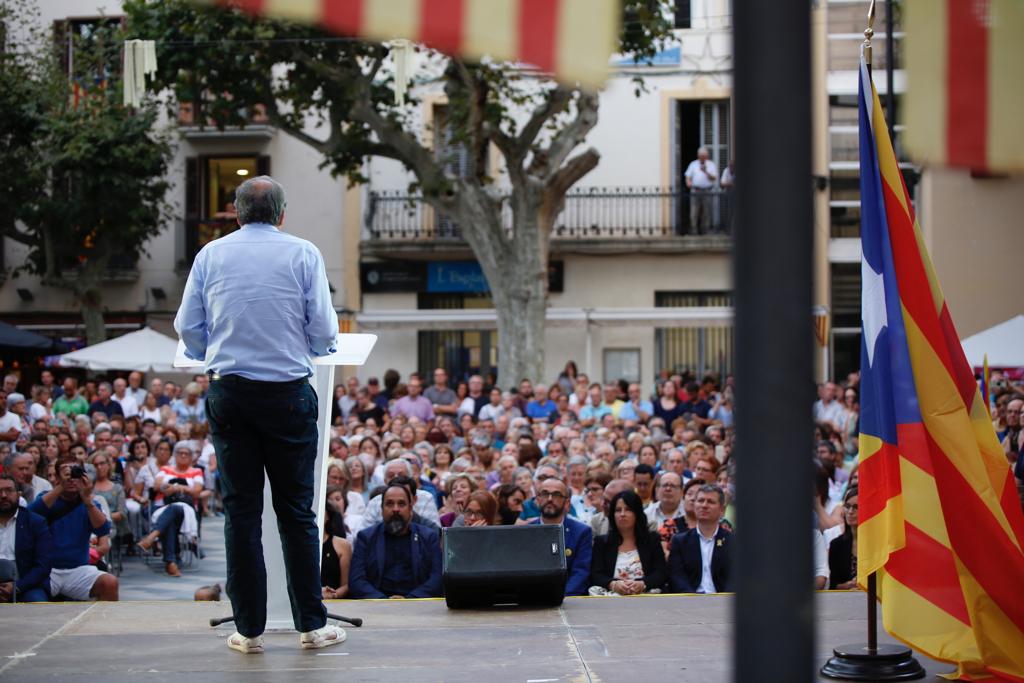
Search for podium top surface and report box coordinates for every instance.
[173,333,377,369]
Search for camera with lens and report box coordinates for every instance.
[69,465,86,479]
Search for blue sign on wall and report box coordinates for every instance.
[427,261,490,293]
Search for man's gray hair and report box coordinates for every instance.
[384,459,413,477]
[235,176,287,226]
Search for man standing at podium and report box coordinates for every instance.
[175,176,346,654]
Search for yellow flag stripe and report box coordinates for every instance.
[858,495,905,579]
[987,0,1024,171]
[901,308,1023,553]
[956,556,1024,677]
[463,0,518,64]
[903,0,948,166]
[263,0,319,22]
[899,457,950,549]
[556,0,616,89]
[363,0,421,42]
[877,568,983,679]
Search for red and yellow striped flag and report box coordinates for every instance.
[904,0,1024,172]
[859,55,1024,681]
[205,0,619,89]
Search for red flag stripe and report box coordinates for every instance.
[230,0,265,12]
[895,422,934,477]
[518,0,559,73]
[938,305,984,411]
[885,521,972,626]
[946,0,989,168]
[322,0,365,35]
[881,179,958,383]
[859,442,902,523]
[1000,476,1024,550]
[928,432,1024,634]
[419,0,464,55]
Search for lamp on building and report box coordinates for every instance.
[16,288,34,302]
[150,287,167,301]
[236,169,249,177]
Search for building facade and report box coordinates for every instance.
[4,0,1017,390]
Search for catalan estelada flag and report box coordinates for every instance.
[903,0,1024,172]
[858,55,1024,681]
[201,0,618,89]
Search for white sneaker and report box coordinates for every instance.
[227,632,264,654]
[300,624,348,650]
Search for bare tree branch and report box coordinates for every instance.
[529,92,599,180]
[518,86,572,151]
[548,148,601,198]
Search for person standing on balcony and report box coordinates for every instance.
[684,146,719,235]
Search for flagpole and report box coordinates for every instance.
[862,4,881,659]
[821,3,925,678]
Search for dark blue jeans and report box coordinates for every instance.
[154,503,185,564]
[206,376,326,637]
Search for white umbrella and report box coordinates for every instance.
[59,327,181,372]
[961,315,1024,369]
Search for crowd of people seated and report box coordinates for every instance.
[314,363,887,600]
[2,363,1020,603]
[0,369,218,600]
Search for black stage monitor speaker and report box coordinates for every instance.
[442,524,567,608]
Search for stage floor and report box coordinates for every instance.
[0,592,953,682]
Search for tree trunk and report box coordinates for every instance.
[74,257,109,345]
[80,297,108,345]
[491,255,547,385]
[453,187,549,385]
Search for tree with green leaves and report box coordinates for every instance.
[1,2,172,344]
[125,0,672,382]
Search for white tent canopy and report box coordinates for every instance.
[961,315,1024,368]
[59,327,181,372]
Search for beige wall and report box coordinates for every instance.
[919,168,1024,337]
[356,253,733,394]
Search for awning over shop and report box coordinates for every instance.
[0,320,68,354]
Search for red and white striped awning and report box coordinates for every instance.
[904,0,1024,172]
[204,0,619,89]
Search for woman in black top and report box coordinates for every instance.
[653,380,687,427]
[590,491,668,595]
[827,486,859,590]
[321,486,352,599]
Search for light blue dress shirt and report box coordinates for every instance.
[174,223,339,381]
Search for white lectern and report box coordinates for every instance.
[174,333,377,630]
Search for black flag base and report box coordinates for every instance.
[820,643,926,681]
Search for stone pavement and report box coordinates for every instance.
[0,593,955,683]
[116,514,227,601]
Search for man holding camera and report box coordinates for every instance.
[28,455,118,601]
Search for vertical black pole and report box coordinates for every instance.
[885,0,896,135]
[868,573,878,652]
[733,0,814,681]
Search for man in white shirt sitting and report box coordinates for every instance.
[645,472,685,529]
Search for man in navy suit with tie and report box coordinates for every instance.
[529,477,592,597]
[668,484,733,593]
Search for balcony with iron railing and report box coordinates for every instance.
[363,187,734,257]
